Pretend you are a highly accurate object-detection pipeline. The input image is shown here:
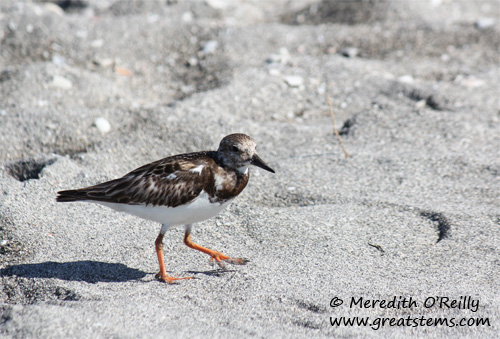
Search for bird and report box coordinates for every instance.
[56,133,275,283]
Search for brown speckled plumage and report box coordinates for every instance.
[57,151,249,207]
[56,133,275,207]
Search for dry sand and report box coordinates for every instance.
[1,0,499,337]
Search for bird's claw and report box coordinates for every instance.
[155,272,194,284]
[209,252,249,268]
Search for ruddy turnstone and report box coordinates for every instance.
[57,133,275,283]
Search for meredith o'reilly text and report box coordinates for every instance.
[347,296,479,313]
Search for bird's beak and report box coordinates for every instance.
[251,154,275,173]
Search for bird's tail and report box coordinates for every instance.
[56,189,90,202]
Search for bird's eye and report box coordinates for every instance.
[232,146,239,152]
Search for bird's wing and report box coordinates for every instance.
[60,153,216,207]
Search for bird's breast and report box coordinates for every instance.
[208,171,249,204]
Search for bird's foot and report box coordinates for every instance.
[155,272,194,284]
[209,252,249,268]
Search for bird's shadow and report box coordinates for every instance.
[186,268,238,277]
[0,260,147,283]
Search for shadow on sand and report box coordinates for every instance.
[0,260,147,283]
[186,268,238,277]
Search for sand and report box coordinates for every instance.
[1,0,499,337]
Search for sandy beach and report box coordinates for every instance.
[1,0,499,337]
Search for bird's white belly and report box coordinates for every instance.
[95,191,231,226]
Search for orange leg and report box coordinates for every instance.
[155,227,193,284]
[183,228,248,267]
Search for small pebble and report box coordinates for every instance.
[317,83,326,95]
[460,77,485,88]
[398,75,414,84]
[76,30,88,39]
[8,21,18,31]
[115,66,132,76]
[340,47,359,58]
[268,68,280,76]
[202,40,218,54]
[440,54,450,62]
[94,117,111,134]
[279,47,289,56]
[147,14,159,23]
[266,54,281,64]
[91,39,104,48]
[188,57,198,66]
[266,48,290,65]
[474,18,495,30]
[205,0,228,10]
[94,58,114,68]
[182,11,193,22]
[52,42,63,52]
[284,75,303,87]
[415,99,427,109]
[51,54,66,65]
[51,75,72,89]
